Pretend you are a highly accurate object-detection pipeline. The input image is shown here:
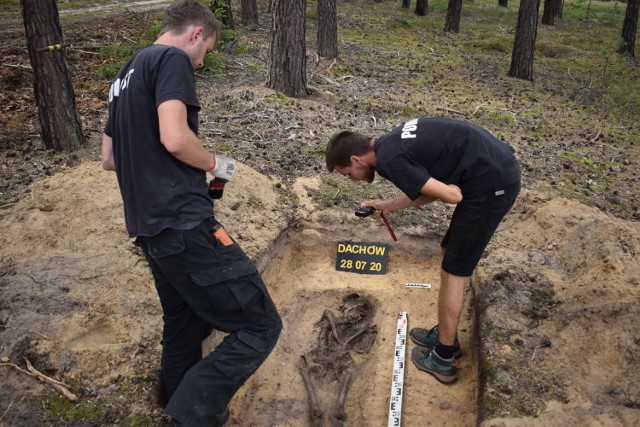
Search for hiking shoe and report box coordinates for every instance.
[412,346,458,385]
[409,325,462,358]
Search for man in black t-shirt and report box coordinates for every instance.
[326,117,520,385]
[101,1,281,425]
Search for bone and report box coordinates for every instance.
[344,325,377,353]
[332,371,352,426]
[300,366,323,427]
[323,309,343,344]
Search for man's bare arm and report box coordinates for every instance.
[101,133,115,171]
[361,178,461,215]
[157,99,214,171]
[419,178,462,205]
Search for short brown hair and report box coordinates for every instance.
[159,0,220,41]
[325,131,373,171]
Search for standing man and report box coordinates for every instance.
[101,1,282,425]
[325,117,520,385]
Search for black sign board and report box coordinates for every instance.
[336,241,389,275]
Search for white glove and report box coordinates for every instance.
[211,155,237,181]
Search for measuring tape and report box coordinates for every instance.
[387,311,408,427]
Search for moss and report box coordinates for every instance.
[483,356,497,387]
[264,92,295,106]
[484,395,501,418]
[122,415,156,427]
[313,175,374,208]
[280,185,300,208]
[466,38,511,54]
[47,393,105,423]
[509,404,530,417]
[537,41,577,59]
[526,288,555,319]
[247,194,264,209]
[306,9,318,21]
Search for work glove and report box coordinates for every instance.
[210,155,237,182]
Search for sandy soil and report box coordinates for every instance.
[1,1,639,426]
[0,163,476,426]
[1,158,639,426]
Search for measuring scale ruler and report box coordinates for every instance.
[387,312,408,427]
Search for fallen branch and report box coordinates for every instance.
[436,106,466,117]
[0,358,78,402]
[306,84,336,98]
[0,398,15,423]
[71,48,100,56]
[470,103,488,116]
[588,129,601,143]
[0,324,50,340]
[0,203,18,210]
[1,63,31,70]
[318,75,341,87]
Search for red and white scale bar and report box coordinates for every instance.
[387,312,408,427]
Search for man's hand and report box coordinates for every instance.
[211,155,237,181]
[362,199,390,216]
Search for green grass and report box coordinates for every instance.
[47,393,105,423]
[96,7,231,79]
[336,0,636,118]
[312,174,389,209]
[323,0,639,220]
[86,0,640,124]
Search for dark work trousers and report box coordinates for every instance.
[441,173,521,277]
[136,218,282,427]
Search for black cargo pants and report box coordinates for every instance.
[136,218,282,426]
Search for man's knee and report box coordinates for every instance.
[256,310,283,355]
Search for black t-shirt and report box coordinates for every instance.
[104,44,212,237]
[374,117,519,200]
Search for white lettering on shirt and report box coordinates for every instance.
[108,68,135,103]
[401,118,418,139]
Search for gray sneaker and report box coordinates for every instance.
[409,325,462,358]
[411,346,458,384]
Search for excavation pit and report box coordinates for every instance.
[229,227,478,426]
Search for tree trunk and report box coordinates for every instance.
[267,0,309,98]
[509,0,540,81]
[415,0,428,16]
[241,0,259,27]
[618,0,639,57]
[402,0,410,8]
[212,0,234,28]
[554,0,563,18]
[21,0,84,152]
[444,0,463,33]
[499,0,508,7]
[541,0,555,25]
[317,0,338,58]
